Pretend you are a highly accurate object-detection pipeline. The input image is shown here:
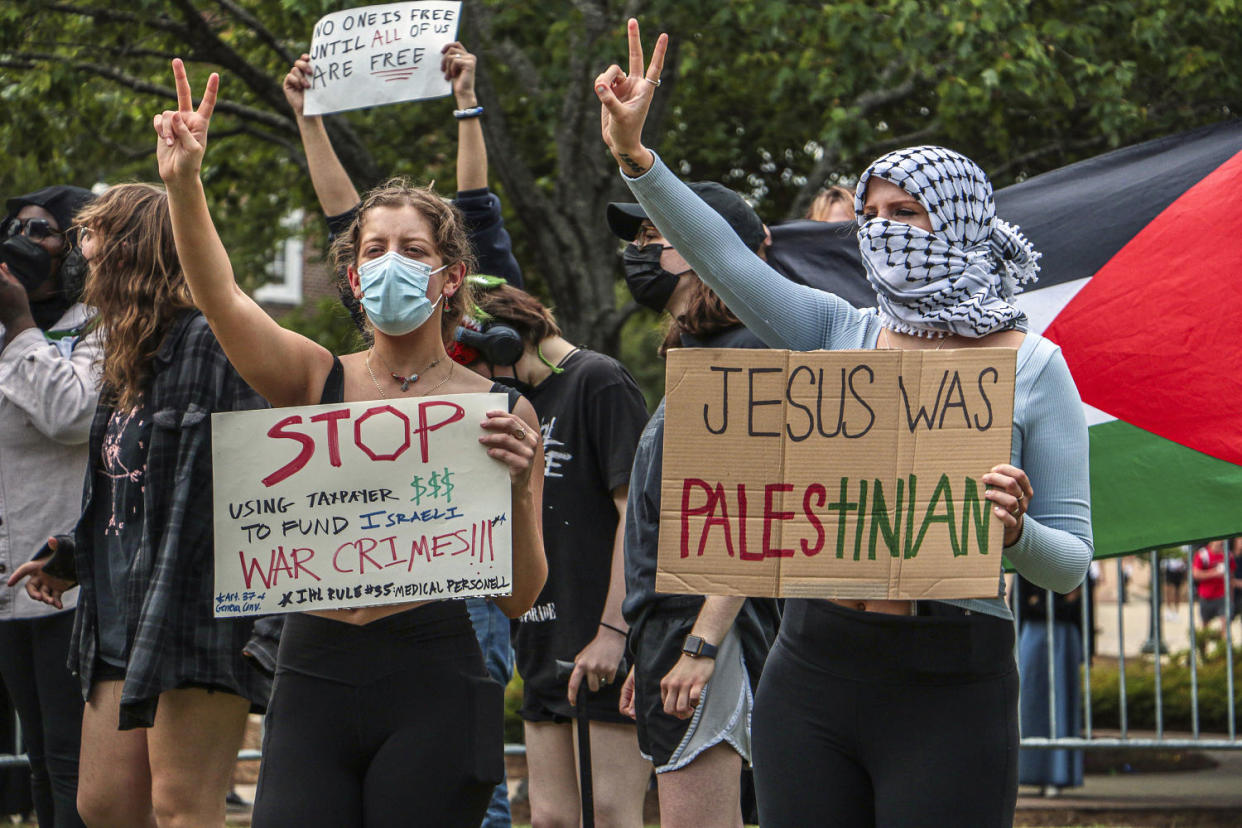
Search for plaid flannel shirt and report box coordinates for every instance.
[47,310,271,729]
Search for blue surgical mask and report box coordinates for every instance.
[357,251,448,336]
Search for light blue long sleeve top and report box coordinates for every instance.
[624,154,1093,620]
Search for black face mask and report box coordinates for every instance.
[622,243,686,312]
[0,234,54,292]
[57,248,88,303]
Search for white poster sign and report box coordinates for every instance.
[211,393,512,616]
[303,1,462,116]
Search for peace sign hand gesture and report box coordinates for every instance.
[154,58,220,186]
[594,19,667,178]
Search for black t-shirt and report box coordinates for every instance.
[93,401,154,666]
[514,349,650,702]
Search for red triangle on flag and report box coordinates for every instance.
[1044,149,1242,466]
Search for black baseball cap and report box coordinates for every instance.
[5,185,96,231]
[607,181,766,252]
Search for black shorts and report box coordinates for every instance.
[630,604,697,768]
[519,662,630,725]
[1199,597,1238,623]
[90,659,237,697]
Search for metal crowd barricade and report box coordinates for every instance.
[1017,546,1241,752]
[1,550,1238,769]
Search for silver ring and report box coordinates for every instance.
[644,77,661,87]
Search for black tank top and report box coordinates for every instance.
[318,355,523,411]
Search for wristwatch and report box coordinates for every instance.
[682,634,718,659]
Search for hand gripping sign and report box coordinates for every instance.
[303,1,462,116]
[657,348,1016,601]
[211,393,512,616]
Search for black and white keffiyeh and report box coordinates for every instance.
[853,145,1041,338]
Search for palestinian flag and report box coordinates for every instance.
[767,119,1242,558]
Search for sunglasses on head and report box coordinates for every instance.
[3,216,65,244]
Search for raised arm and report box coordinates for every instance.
[441,42,523,287]
[594,20,870,352]
[442,42,486,192]
[283,54,361,217]
[156,59,332,407]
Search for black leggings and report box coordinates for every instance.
[0,611,85,828]
[752,600,1019,828]
[251,602,504,828]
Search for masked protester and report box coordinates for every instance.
[608,185,781,828]
[1,186,95,337]
[154,59,546,826]
[287,42,529,826]
[0,184,97,828]
[596,21,1091,827]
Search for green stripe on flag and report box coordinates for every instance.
[1089,419,1242,558]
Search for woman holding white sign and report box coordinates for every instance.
[593,21,1092,827]
[153,59,546,827]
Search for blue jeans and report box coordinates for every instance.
[466,598,514,828]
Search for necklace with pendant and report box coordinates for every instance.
[369,347,441,392]
[366,353,455,400]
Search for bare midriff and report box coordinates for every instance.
[827,599,914,616]
[308,600,431,625]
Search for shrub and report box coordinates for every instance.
[1089,648,1242,733]
[505,673,525,744]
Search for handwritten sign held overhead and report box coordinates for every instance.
[303,1,461,116]
[211,393,511,616]
[657,348,1016,601]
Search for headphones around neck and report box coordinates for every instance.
[454,322,524,366]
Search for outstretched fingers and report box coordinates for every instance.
[625,19,667,87]
[173,58,193,111]
[198,72,219,121]
[627,18,645,77]
[646,32,668,85]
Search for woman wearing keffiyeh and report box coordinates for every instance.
[594,20,1092,828]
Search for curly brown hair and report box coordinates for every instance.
[78,183,194,411]
[330,178,475,346]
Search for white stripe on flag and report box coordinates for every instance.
[1017,277,1116,427]
[1017,276,1089,336]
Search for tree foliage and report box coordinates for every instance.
[1,0,1238,355]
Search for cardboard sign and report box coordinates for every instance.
[211,393,511,616]
[657,348,1016,600]
[303,1,461,116]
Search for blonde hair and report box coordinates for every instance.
[78,183,194,411]
[330,178,475,345]
[806,185,855,222]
